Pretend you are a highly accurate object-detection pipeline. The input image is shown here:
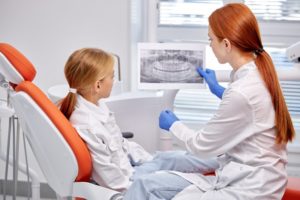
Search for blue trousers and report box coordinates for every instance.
[124,151,218,200]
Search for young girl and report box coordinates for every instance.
[59,48,217,193]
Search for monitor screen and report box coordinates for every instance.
[137,43,206,90]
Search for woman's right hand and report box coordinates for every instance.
[197,68,225,99]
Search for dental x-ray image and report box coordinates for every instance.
[138,43,206,89]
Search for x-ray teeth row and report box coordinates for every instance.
[140,49,204,83]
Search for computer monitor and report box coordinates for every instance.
[137,42,206,90]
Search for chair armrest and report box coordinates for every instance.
[122,132,134,139]
[72,182,121,200]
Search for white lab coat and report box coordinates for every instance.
[69,95,153,191]
[171,62,287,200]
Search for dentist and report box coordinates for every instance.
[158,3,295,200]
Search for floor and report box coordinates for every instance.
[0,196,55,200]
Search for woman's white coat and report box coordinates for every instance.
[171,62,287,200]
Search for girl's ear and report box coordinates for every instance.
[93,80,101,92]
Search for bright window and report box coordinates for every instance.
[159,0,300,27]
[245,0,300,21]
[159,0,223,26]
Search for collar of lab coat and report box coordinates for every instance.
[230,61,256,82]
[76,94,110,123]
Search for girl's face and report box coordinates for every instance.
[97,70,115,99]
[208,26,228,64]
[83,69,114,105]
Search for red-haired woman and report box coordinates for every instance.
[125,3,295,200]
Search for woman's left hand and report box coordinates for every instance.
[159,110,179,131]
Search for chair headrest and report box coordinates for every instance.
[0,43,36,85]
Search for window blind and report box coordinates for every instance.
[159,0,223,26]
[268,48,300,131]
[245,0,300,21]
[159,0,300,26]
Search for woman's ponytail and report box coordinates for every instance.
[255,51,295,144]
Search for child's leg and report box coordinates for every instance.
[124,171,191,200]
[131,151,218,181]
[153,151,218,173]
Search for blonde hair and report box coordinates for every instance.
[209,3,295,144]
[60,48,114,119]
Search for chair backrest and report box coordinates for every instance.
[0,43,92,196]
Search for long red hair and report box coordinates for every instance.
[209,3,294,144]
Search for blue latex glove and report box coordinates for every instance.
[159,110,179,131]
[197,68,225,99]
